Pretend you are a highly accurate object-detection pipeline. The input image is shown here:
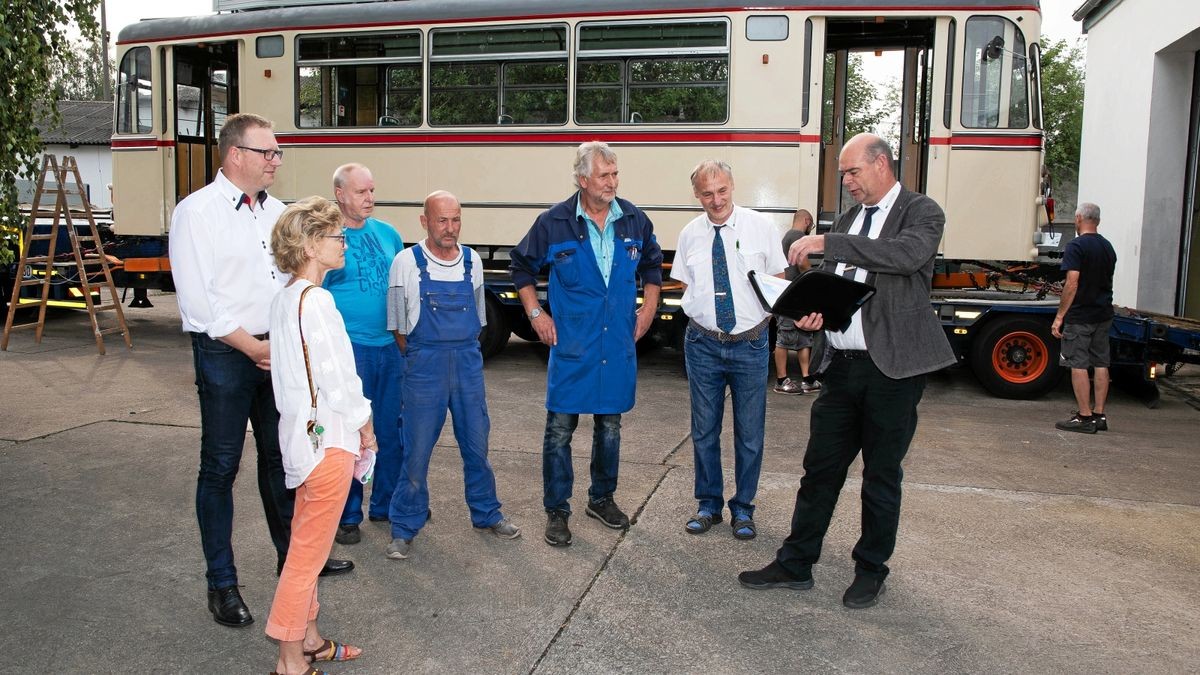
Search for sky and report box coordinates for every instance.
[102,0,1088,44]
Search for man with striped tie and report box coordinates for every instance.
[738,133,954,609]
[671,160,787,542]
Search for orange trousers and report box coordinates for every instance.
[265,448,354,642]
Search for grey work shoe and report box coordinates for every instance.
[477,517,521,540]
[385,538,411,560]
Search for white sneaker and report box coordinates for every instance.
[800,379,822,394]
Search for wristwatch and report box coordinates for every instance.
[528,307,543,320]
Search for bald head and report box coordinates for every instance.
[839,133,897,206]
[421,190,463,259]
[793,209,814,233]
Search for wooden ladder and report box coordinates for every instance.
[2,155,131,354]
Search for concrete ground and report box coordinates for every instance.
[1,291,1197,674]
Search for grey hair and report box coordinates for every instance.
[861,135,896,175]
[1076,202,1101,223]
[689,160,734,189]
[332,163,368,190]
[573,141,618,184]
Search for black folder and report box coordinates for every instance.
[748,269,876,333]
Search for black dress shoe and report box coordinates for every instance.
[738,560,814,590]
[319,558,355,577]
[207,586,253,627]
[843,574,886,609]
[277,558,356,576]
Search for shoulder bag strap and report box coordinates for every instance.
[298,285,319,434]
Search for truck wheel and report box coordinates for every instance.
[969,316,1063,399]
[479,294,510,359]
[511,316,538,342]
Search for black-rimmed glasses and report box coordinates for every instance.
[322,234,347,243]
[237,145,284,161]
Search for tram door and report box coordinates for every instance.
[172,43,239,203]
[818,19,936,223]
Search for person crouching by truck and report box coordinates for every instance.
[266,196,375,674]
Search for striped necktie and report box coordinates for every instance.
[841,206,878,279]
[712,225,736,333]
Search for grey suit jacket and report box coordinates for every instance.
[812,186,956,379]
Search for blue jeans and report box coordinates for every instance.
[389,345,502,540]
[542,411,621,513]
[683,324,769,520]
[341,341,404,525]
[190,333,292,590]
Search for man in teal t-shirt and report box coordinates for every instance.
[322,163,405,544]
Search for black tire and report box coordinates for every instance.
[511,315,538,342]
[478,294,510,359]
[968,316,1063,399]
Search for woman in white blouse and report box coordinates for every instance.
[266,196,375,675]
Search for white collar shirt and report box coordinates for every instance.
[827,180,902,351]
[670,205,788,333]
[168,169,288,337]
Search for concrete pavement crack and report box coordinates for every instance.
[527,464,678,674]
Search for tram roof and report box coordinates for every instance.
[117,0,1040,44]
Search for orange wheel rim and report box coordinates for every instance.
[990,330,1048,384]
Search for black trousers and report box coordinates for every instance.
[775,353,925,580]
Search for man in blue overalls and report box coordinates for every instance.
[385,191,520,560]
[510,142,664,547]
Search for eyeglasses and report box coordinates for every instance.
[237,145,284,161]
[322,234,346,243]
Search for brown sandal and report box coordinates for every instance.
[303,638,360,663]
[270,667,324,675]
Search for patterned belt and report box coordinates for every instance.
[689,317,771,343]
[832,349,871,359]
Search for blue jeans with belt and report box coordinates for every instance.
[683,323,770,520]
[341,341,404,525]
[542,412,622,513]
[190,332,292,590]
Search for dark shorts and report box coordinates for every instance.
[775,316,813,351]
[1060,319,1112,369]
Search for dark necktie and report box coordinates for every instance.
[842,206,879,279]
[712,225,736,333]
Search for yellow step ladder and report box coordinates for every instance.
[2,155,131,354]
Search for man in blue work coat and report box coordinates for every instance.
[510,141,663,548]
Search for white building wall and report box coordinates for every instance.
[1077,0,1200,312]
[45,144,113,210]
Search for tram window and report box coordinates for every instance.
[428,25,568,126]
[1029,43,1043,129]
[116,47,152,134]
[962,16,1030,129]
[747,16,788,41]
[296,31,422,128]
[256,35,284,59]
[576,20,729,125]
[1008,30,1029,128]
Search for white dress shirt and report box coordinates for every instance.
[270,281,373,489]
[671,205,787,333]
[827,181,902,351]
[386,241,486,335]
[169,170,287,337]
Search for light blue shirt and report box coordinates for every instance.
[322,217,404,346]
[576,196,622,287]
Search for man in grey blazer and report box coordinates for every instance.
[738,133,955,608]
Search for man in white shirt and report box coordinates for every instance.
[383,191,520,560]
[168,113,352,629]
[671,160,787,542]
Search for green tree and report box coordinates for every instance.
[1,0,100,266]
[51,37,112,101]
[823,53,888,143]
[1039,38,1085,181]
